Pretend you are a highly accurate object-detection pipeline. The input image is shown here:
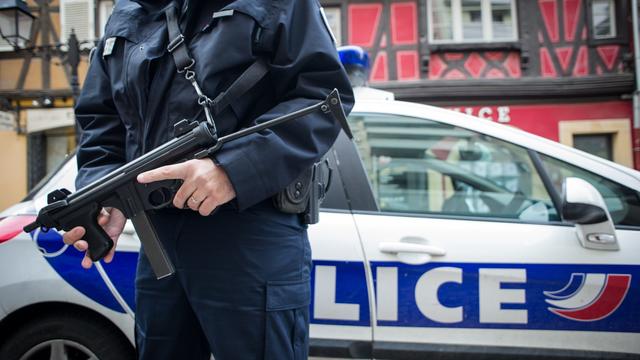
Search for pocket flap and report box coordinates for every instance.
[266,279,310,311]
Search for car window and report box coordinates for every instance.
[539,154,640,227]
[348,113,559,222]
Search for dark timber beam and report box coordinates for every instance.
[377,74,635,102]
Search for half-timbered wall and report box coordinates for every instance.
[347,1,422,82]
[0,0,90,104]
[337,0,632,82]
[535,0,629,77]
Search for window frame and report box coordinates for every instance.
[558,119,633,168]
[586,0,628,46]
[427,0,519,44]
[591,0,616,39]
[60,0,96,49]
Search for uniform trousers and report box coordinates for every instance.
[134,199,311,359]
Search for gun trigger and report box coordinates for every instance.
[173,119,199,138]
[47,189,71,204]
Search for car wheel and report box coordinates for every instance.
[0,313,134,360]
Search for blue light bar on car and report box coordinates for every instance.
[338,45,370,87]
[338,45,370,70]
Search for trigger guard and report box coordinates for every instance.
[141,179,182,210]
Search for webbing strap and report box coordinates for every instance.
[165,6,194,73]
[164,6,270,121]
[211,59,268,115]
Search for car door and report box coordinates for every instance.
[343,110,640,359]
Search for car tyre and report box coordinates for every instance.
[0,312,134,360]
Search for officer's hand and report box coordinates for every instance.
[62,207,126,269]
[137,158,236,216]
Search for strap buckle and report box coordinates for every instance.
[167,34,185,53]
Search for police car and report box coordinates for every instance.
[1,54,640,360]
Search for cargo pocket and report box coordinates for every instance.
[264,279,310,360]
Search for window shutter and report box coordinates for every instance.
[98,0,114,38]
[60,0,95,49]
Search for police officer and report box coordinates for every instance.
[61,0,354,358]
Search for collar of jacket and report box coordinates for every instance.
[106,0,280,44]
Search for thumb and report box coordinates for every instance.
[98,208,110,226]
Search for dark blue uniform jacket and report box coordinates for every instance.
[75,0,354,210]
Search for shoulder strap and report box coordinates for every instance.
[211,59,268,115]
[165,6,194,73]
[164,6,269,117]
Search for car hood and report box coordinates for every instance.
[0,200,36,218]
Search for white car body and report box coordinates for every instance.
[1,93,638,359]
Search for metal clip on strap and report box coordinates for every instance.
[165,5,216,133]
[185,70,216,125]
[167,34,184,53]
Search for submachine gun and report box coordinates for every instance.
[23,89,352,280]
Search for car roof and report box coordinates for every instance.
[351,98,640,191]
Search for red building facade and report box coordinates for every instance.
[322,0,639,170]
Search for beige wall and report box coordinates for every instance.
[0,132,27,212]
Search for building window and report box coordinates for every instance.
[98,0,115,38]
[428,0,518,44]
[591,0,615,39]
[558,119,633,169]
[0,37,12,52]
[60,0,96,49]
[573,133,613,161]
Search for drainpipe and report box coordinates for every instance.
[633,0,640,127]
[632,0,640,167]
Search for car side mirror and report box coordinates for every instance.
[561,177,618,251]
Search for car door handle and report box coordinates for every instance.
[379,242,446,256]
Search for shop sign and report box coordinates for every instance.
[442,101,632,142]
[26,108,75,133]
[447,106,512,123]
